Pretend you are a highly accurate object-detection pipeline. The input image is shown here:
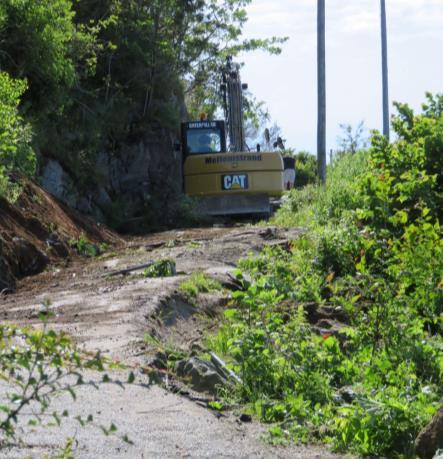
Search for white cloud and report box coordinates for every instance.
[339,9,378,34]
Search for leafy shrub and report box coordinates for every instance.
[0,72,36,200]
[315,221,363,277]
[293,151,318,188]
[210,95,443,456]
[144,259,176,278]
[69,234,100,257]
[274,151,368,228]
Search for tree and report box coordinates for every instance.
[0,0,78,119]
[380,0,389,140]
[0,72,35,199]
[337,121,368,154]
[317,0,326,184]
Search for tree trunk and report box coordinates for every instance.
[380,0,390,140]
[317,0,326,184]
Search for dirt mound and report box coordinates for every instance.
[0,177,123,292]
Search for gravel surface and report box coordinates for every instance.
[0,225,342,458]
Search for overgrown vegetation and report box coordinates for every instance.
[209,94,443,456]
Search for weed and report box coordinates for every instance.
[47,222,59,234]
[144,259,176,277]
[69,233,100,257]
[186,241,202,249]
[179,272,222,299]
[143,333,187,369]
[208,401,225,411]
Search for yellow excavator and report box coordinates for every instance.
[181,58,285,216]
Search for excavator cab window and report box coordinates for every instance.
[181,121,226,157]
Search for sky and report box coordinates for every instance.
[240,0,443,154]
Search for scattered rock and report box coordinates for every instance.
[259,227,278,240]
[239,414,252,423]
[415,406,443,459]
[334,386,357,404]
[303,302,349,325]
[151,351,168,370]
[46,233,69,258]
[315,318,336,329]
[190,341,205,356]
[176,357,227,394]
[312,322,344,339]
[13,237,49,276]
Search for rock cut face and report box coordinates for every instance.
[40,131,183,231]
[415,407,443,459]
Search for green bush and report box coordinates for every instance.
[210,94,443,456]
[144,259,176,278]
[69,234,100,257]
[274,151,368,228]
[294,151,318,188]
[0,72,36,200]
[315,220,362,277]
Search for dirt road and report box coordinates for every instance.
[0,225,339,458]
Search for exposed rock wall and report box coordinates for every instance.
[40,129,183,231]
[415,406,443,459]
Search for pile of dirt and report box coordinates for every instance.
[0,178,123,292]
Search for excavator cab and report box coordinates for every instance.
[181,121,226,156]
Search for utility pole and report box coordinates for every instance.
[380,0,390,140]
[317,0,326,184]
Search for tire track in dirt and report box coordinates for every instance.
[0,225,341,458]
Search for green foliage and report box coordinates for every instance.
[208,400,225,411]
[179,272,222,299]
[69,234,100,257]
[0,0,78,118]
[315,220,362,277]
[177,0,287,118]
[336,121,368,155]
[274,151,368,228]
[360,93,443,227]
[0,72,35,200]
[293,151,318,188]
[144,259,176,278]
[211,95,443,456]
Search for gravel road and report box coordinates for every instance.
[0,225,341,458]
